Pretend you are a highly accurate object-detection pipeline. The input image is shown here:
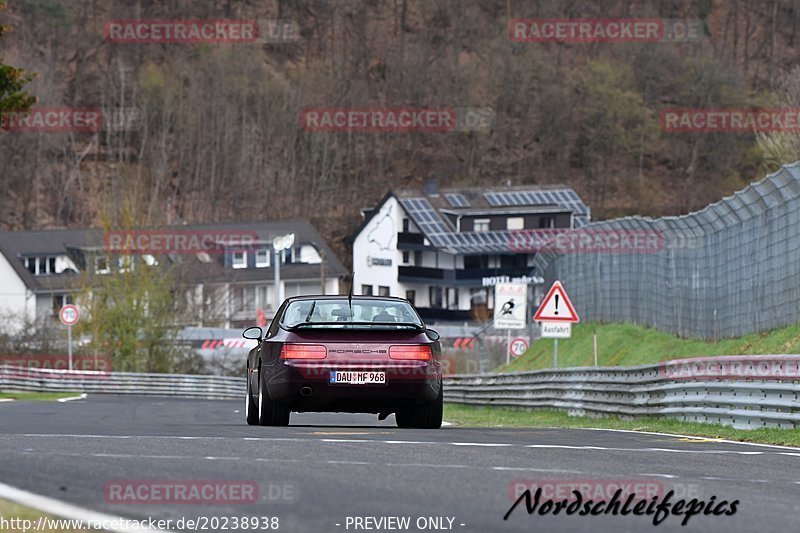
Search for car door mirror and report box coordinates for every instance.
[242,326,263,341]
[426,328,440,341]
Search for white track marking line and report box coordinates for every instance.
[492,467,584,474]
[0,481,175,533]
[525,444,767,455]
[0,399,14,402]
[4,433,796,456]
[450,442,513,447]
[57,393,87,403]
[578,427,800,450]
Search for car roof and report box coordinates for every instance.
[284,295,410,303]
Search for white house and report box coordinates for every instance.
[350,181,590,324]
[0,220,345,331]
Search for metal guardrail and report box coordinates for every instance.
[0,365,243,400]
[444,355,800,430]
[3,356,800,430]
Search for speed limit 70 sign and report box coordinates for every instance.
[510,337,529,358]
[59,304,79,326]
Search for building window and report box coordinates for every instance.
[256,249,270,268]
[402,218,410,232]
[474,219,490,232]
[469,288,488,305]
[405,290,416,305]
[429,286,443,308]
[447,288,460,309]
[52,294,72,315]
[95,256,110,274]
[414,251,422,266]
[231,286,254,313]
[507,217,524,230]
[232,287,245,313]
[257,285,269,311]
[539,216,555,229]
[361,284,373,296]
[378,286,390,297]
[24,256,58,275]
[118,255,134,272]
[402,251,410,264]
[232,251,247,269]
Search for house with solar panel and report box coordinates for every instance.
[350,180,590,323]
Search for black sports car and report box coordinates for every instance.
[243,295,443,428]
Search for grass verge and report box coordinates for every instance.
[0,391,80,401]
[444,404,800,447]
[502,321,800,372]
[0,499,91,532]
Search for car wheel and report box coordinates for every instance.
[245,364,259,426]
[396,385,443,429]
[258,366,291,426]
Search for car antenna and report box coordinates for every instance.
[348,271,354,315]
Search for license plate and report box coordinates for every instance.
[329,371,386,385]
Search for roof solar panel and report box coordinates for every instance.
[445,193,470,208]
[401,190,590,253]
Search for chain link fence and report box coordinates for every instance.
[532,161,800,340]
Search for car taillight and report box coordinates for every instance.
[280,344,327,359]
[389,345,432,361]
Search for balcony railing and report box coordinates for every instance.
[398,265,533,282]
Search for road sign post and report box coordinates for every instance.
[272,233,295,312]
[493,283,527,365]
[533,281,579,368]
[59,304,80,371]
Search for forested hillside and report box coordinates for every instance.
[2,0,799,260]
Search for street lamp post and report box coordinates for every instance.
[272,233,295,313]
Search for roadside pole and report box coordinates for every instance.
[553,338,558,368]
[68,325,73,371]
[59,305,80,371]
[272,233,295,313]
[493,283,528,367]
[593,332,598,367]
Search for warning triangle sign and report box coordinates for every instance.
[534,280,579,323]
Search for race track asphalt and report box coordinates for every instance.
[1,395,798,532]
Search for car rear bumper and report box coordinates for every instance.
[264,360,442,412]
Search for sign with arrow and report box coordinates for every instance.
[533,280,579,323]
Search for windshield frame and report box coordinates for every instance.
[279,297,425,330]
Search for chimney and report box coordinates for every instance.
[423,178,439,196]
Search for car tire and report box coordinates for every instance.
[245,365,259,426]
[258,365,291,426]
[396,384,443,429]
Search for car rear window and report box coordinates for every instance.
[281,299,423,328]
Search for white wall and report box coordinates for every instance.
[0,252,31,323]
[353,196,402,297]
